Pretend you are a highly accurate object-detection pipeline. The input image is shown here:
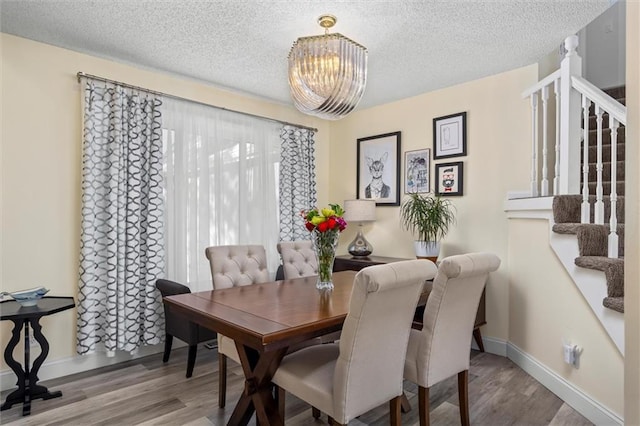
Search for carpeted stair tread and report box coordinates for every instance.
[603,297,624,313]
[588,181,625,197]
[582,161,625,182]
[552,195,625,224]
[576,223,625,257]
[588,143,625,163]
[574,255,624,271]
[552,223,581,234]
[603,86,625,99]
[585,128,626,146]
[588,114,626,129]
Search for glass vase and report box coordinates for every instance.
[311,229,340,290]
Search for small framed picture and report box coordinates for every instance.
[404,149,430,193]
[433,112,467,159]
[357,131,401,206]
[435,161,464,196]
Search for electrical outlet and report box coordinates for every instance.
[563,343,575,365]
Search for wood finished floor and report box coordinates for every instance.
[0,345,593,426]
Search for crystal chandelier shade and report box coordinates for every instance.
[288,16,368,120]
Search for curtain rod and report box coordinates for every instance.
[76,72,318,132]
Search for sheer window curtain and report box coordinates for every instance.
[162,98,282,291]
[77,79,165,355]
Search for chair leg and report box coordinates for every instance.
[162,334,173,363]
[276,385,286,420]
[312,406,321,419]
[418,386,430,426]
[458,370,470,426]
[473,327,485,352]
[390,396,402,426]
[218,353,227,408]
[186,344,197,378]
[400,392,412,413]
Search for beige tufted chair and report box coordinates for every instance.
[273,260,438,426]
[277,240,342,345]
[204,244,270,408]
[403,252,500,426]
[277,240,317,279]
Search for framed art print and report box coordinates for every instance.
[357,131,401,206]
[433,111,467,159]
[435,161,464,196]
[404,148,430,193]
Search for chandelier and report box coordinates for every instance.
[288,15,368,120]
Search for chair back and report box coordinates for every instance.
[407,252,500,387]
[333,259,437,422]
[277,240,317,279]
[204,245,269,289]
[156,279,198,342]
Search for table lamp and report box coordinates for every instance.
[343,199,376,257]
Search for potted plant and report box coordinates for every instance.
[399,193,456,261]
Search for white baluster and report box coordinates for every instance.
[581,95,590,223]
[608,117,619,258]
[541,85,549,196]
[594,105,604,224]
[553,78,561,195]
[530,93,539,197]
[559,35,583,194]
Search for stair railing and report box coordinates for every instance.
[520,35,627,258]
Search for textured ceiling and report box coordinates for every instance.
[0,0,612,112]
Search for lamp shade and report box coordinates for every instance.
[288,15,367,120]
[343,199,376,223]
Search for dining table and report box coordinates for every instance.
[164,270,429,426]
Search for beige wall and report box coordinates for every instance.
[625,1,640,424]
[330,65,537,342]
[0,34,329,366]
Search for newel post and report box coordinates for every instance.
[558,35,583,195]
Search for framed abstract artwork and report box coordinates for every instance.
[435,161,464,196]
[356,131,401,206]
[433,111,467,159]
[404,149,430,193]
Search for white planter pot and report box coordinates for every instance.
[413,241,440,260]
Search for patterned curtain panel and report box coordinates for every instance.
[279,126,317,241]
[78,79,165,355]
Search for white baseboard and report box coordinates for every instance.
[506,341,623,425]
[0,343,165,392]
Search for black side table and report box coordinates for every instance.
[0,296,75,416]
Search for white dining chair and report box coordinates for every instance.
[277,240,317,279]
[272,259,438,425]
[204,244,270,408]
[403,252,500,426]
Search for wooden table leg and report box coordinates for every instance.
[473,328,485,352]
[226,343,287,426]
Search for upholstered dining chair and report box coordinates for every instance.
[277,240,342,345]
[272,260,438,426]
[155,279,217,378]
[403,252,501,426]
[277,240,317,279]
[204,244,270,408]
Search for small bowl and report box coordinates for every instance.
[7,287,50,307]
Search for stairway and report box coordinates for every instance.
[551,86,626,313]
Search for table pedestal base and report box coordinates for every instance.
[1,317,62,416]
[227,343,287,426]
